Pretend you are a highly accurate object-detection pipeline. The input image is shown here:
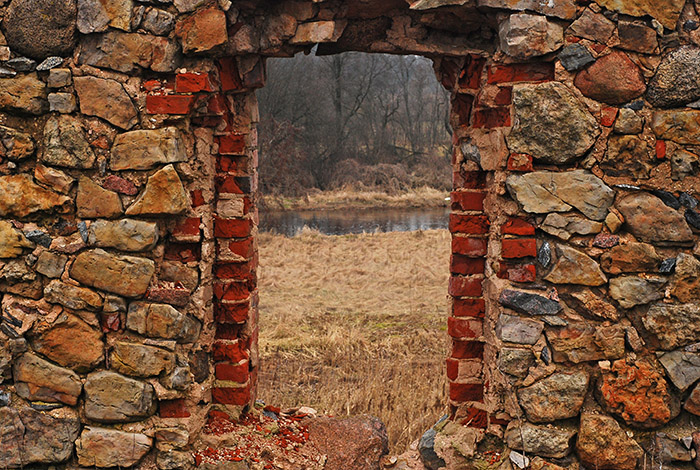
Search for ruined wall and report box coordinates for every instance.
[0,0,699,469]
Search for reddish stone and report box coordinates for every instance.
[453,93,474,127]
[453,298,486,318]
[191,190,205,207]
[240,57,266,89]
[452,236,488,257]
[172,217,201,239]
[217,134,246,155]
[449,382,484,402]
[574,51,646,105]
[452,340,484,359]
[459,55,487,90]
[601,106,619,127]
[207,94,227,115]
[164,242,201,262]
[175,72,215,93]
[213,281,250,301]
[214,218,252,238]
[146,94,196,115]
[451,255,486,275]
[502,238,537,258]
[590,43,607,53]
[212,386,250,405]
[215,362,249,383]
[214,301,249,324]
[100,312,120,333]
[502,218,535,236]
[487,63,554,84]
[448,276,483,297]
[448,317,483,339]
[472,107,511,128]
[507,153,533,172]
[175,6,228,54]
[218,58,243,92]
[438,57,462,90]
[453,170,486,189]
[212,340,248,363]
[593,232,620,248]
[656,140,666,160]
[228,237,255,258]
[90,135,110,150]
[102,175,138,195]
[461,407,488,428]
[449,214,490,234]
[160,399,190,418]
[498,263,537,283]
[451,191,485,211]
[214,262,255,280]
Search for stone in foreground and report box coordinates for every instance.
[71,249,155,297]
[76,427,152,468]
[517,371,589,423]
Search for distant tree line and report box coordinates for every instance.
[256,52,452,196]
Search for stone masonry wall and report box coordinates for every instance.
[0,0,699,469]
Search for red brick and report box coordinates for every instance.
[215,362,249,382]
[214,281,250,301]
[448,317,483,339]
[601,106,618,127]
[146,94,196,115]
[176,72,215,93]
[448,276,483,297]
[502,238,537,258]
[446,358,459,381]
[449,214,490,235]
[487,63,554,84]
[212,340,248,363]
[452,340,484,359]
[217,57,243,92]
[497,263,537,283]
[212,385,250,406]
[461,407,488,428]
[215,323,243,340]
[228,237,255,258]
[453,170,486,189]
[214,218,252,238]
[453,298,485,318]
[493,86,513,106]
[164,242,201,262]
[451,255,485,275]
[452,236,487,257]
[472,107,511,128]
[458,54,486,90]
[159,399,190,418]
[102,175,138,195]
[142,79,162,92]
[215,301,249,324]
[507,153,533,172]
[216,175,245,194]
[656,140,666,160]
[451,191,485,211]
[453,93,474,127]
[502,218,535,236]
[191,189,205,207]
[449,382,484,402]
[217,155,247,174]
[172,217,201,238]
[214,262,255,280]
[207,94,227,115]
[438,57,462,91]
[217,134,246,155]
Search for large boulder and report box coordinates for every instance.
[84,371,157,422]
[616,192,694,245]
[29,312,104,372]
[577,412,643,470]
[76,427,152,467]
[648,46,700,108]
[2,0,77,59]
[574,51,646,105]
[517,371,589,422]
[70,249,155,297]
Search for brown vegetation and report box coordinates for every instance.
[257,229,451,453]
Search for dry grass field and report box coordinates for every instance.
[257,228,451,453]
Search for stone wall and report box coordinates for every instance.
[0,0,699,469]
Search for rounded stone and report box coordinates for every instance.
[2,0,77,60]
[647,46,700,108]
[574,51,647,105]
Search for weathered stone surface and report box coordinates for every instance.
[29,312,104,372]
[558,43,594,72]
[618,193,694,245]
[77,0,133,33]
[614,108,644,135]
[127,302,201,342]
[498,13,563,60]
[84,370,156,422]
[34,163,75,194]
[508,83,599,164]
[175,5,228,53]
[546,323,625,363]
[598,358,680,428]
[306,416,389,470]
[142,8,176,36]
[498,289,562,316]
[567,289,620,321]
[0,221,33,258]
[618,20,658,54]
[593,0,683,29]
[670,253,700,303]
[156,450,195,470]
[477,0,576,19]
[642,303,700,350]
[290,21,346,45]
[544,244,607,286]
[0,407,24,466]
[14,352,82,405]
[0,175,70,218]
[48,92,77,113]
[496,314,544,345]
[574,51,646,105]
[110,341,175,377]
[685,383,700,415]
[659,350,700,392]
[0,125,34,161]
[600,242,663,274]
[74,76,138,130]
[567,8,615,43]
[88,219,158,252]
[71,249,155,297]
[540,213,602,240]
[111,127,187,170]
[44,279,103,310]
[2,0,77,59]
[79,31,180,72]
[601,135,653,179]
[506,170,613,221]
[505,422,576,458]
[577,412,643,470]
[173,0,208,12]
[652,110,700,145]
[671,149,699,181]
[0,74,47,115]
[76,427,153,467]
[517,371,589,422]
[648,46,700,108]
[76,176,123,219]
[36,251,67,278]
[41,115,95,168]
[609,276,666,309]
[126,165,191,216]
[498,347,535,377]
[19,407,80,465]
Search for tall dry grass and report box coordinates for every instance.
[257,228,451,453]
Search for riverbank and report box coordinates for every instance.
[259,187,450,211]
[257,228,450,453]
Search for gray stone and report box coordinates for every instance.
[496,314,544,345]
[47,68,71,88]
[506,170,614,221]
[48,93,77,113]
[110,341,175,377]
[13,352,82,405]
[538,241,551,268]
[601,135,653,179]
[617,193,694,245]
[508,82,600,164]
[499,13,563,60]
[419,426,445,470]
[71,249,155,298]
[6,57,36,72]
[498,289,562,315]
[517,371,589,422]
[642,303,700,350]
[77,0,134,33]
[614,108,644,134]
[36,56,64,71]
[156,450,195,470]
[498,347,535,377]
[127,302,201,342]
[558,44,595,71]
[160,366,191,391]
[540,213,602,240]
[41,115,95,169]
[84,370,156,422]
[87,219,159,252]
[111,127,187,170]
[544,244,607,286]
[686,209,700,228]
[648,47,700,108]
[74,76,138,130]
[142,8,176,35]
[505,422,576,458]
[671,149,699,180]
[659,350,700,391]
[78,31,180,73]
[2,0,77,60]
[609,276,666,308]
[76,427,152,468]
[44,279,103,310]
